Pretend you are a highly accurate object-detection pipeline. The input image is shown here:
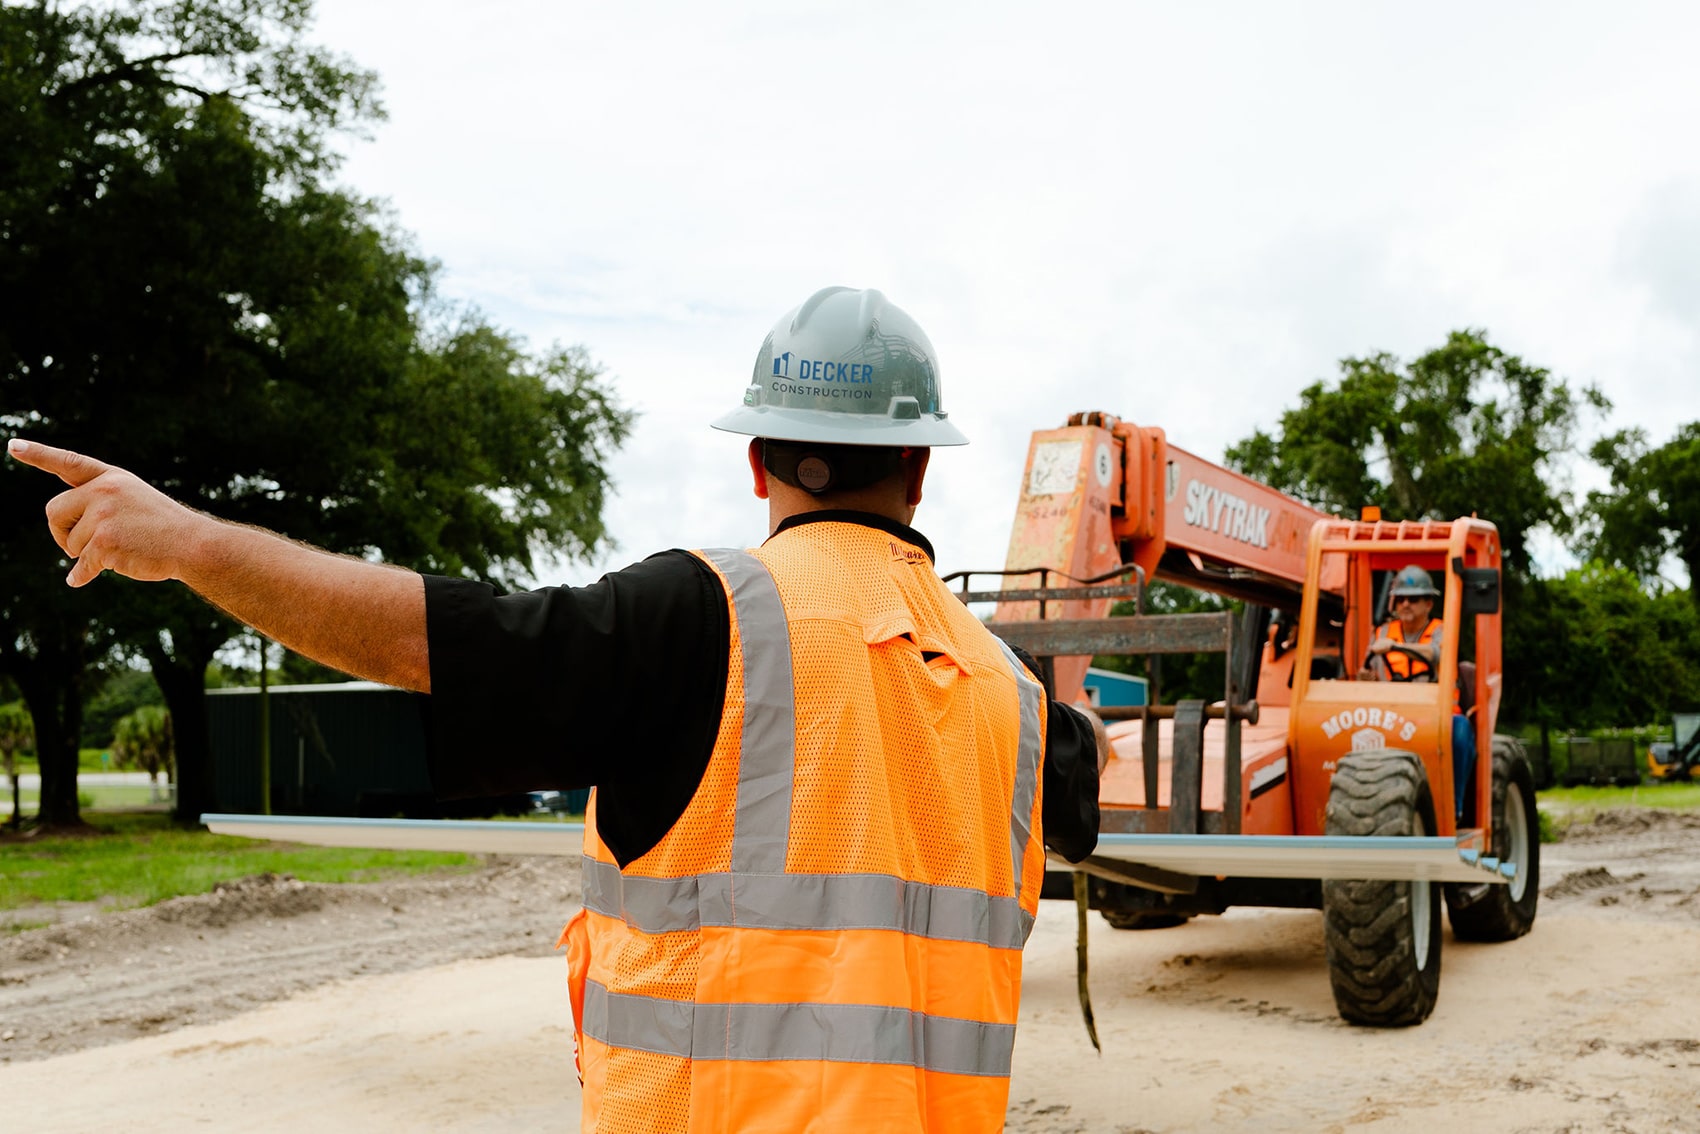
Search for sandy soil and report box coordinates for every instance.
[2,810,1698,1132]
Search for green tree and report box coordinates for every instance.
[1225,330,1605,576]
[0,0,376,828]
[0,701,34,829]
[1094,582,1235,703]
[1224,331,1605,727]
[112,704,174,790]
[1586,423,1700,601]
[1,1,632,828]
[1528,564,1700,728]
[81,662,165,748]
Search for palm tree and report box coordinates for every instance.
[0,702,35,829]
[113,706,175,803]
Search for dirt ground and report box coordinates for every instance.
[2,809,1698,1132]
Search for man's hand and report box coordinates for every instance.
[8,438,207,587]
[1076,705,1111,776]
[6,437,429,691]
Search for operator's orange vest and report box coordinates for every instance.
[1382,618,1439,680]
[1383,618,1460,712]
[560,521,1048,1133]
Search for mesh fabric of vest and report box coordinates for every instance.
[572,520,1046,1133]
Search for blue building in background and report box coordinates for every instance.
[1081,666,1149,709]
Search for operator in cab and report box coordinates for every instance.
[1358,565,1476,821]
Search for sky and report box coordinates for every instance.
[308,0,1700,588]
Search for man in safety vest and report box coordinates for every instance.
[1361,564,1477,821]
[9,285,1106,1132]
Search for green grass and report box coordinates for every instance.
[8,791,580,820]
[1537,781,1700,811]
[0,811,478,913]
[8,748,113,777]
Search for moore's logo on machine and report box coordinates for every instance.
[1182,479,1271,549]
[1320,705,1419,743]
[771,354,875,384]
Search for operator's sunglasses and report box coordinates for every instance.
[1392,595,1424,606]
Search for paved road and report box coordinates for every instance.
[11,772,160,789]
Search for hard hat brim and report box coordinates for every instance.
[710,405,969,447]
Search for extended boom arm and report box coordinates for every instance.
[993,411,1338,704]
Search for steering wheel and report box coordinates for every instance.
[1363,642,1435,683]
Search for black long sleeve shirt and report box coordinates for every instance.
[422,513,1100,867]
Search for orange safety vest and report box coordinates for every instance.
[561,520,1048,1133]
[1382,619,1460,712]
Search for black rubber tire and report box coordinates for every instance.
[1100,910,1192,930]
[1445,738,1540,942]
[1322,750,1442,1027]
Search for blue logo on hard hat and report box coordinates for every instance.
[771,357,874,384]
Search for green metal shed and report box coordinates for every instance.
[205,682,530,818]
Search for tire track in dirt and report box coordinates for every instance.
[0,858,579,1063]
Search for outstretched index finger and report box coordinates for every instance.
[6,439,113,487]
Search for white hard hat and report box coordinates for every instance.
[1390,565,1441,598]
[711,286,969,446]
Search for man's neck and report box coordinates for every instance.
[768,495,915,536]
[768,509,937,563]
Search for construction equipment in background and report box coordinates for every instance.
[957,410,1538,1027]
[1557,734,1642,787]
[1649,713,1700,782]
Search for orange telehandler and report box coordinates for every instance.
[951,411,1541,1027]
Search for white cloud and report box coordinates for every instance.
[312,0,1700,585]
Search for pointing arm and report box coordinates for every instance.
[7,439,430,692]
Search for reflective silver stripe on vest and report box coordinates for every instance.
[994,639,1044,904]
[582,860,1035,949]
[582,982,1016,1078]
[700,548,795,875]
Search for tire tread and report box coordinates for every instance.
[1322,750,1442,1027]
